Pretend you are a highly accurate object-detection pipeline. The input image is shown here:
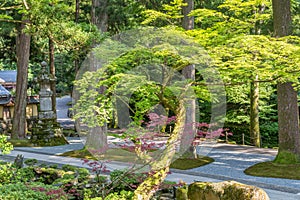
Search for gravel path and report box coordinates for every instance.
[186,144,300,194]
[56,95,75,129]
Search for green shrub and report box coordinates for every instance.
[13,167,36,183]
[0,134,13,154]
[0,163,13,185]
[77,168,90,182]
[104,190,134,200]
[110,170,146,192]
[0,182,69,200]
[24,159,38,166]
[52,173,75,185]
[34,167,66,184]
[62,164,77,172]
[0,163,37,185]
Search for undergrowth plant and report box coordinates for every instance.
[0,135,13,155]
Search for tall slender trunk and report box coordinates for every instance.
[74,0,80,95]
[249,4,267,147]
[250,75,260,147]
[75,0,80,23]
[49,37,56,116]
[181,0,196,153]
[12,20,31,139]
[272,0,300,163]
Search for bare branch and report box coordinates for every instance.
[0,18,24,24]
[22,0,30,10]
[0,5,22,10]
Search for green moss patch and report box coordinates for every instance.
[59,148,96,160]
[170,157,214,170]
[60,148,214,170]
[9,139,35,147]
[244,161,300,180]
[273,151,300,164]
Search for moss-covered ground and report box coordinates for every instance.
[9,139,35,147]
[244,161,300,180]
[60,148,214,170]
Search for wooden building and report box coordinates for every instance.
[0,70,17,91]
[0,70,39,134]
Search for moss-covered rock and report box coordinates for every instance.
[176,186,188,200]
[178,181,269,200]
[34,167,72,184]
[31,119,68,146]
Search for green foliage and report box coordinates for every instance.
[0,163,14,185]
[61,164,77,172]
[141,0,187,26]
[221,82,278,147]
[0,182,68,200]
[210,35,300,84]
[104,190,134,200]
[74,28,199,128]
[106,0,145,33]
[13,167,36,183]
[0,135,13,155]
[24,159,38,166]
[0,0,100,96]
[110,170,146,192]
[190,8,228,29]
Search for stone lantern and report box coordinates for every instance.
[31,61,68,146]
[38,61,56,119]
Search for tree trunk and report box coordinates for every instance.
[85,0,109,153]
[275,82,300,163]
[49,37,56,116]
[74,0,80,95]
[75,0,80,23]
[134,97,186,200]
[272,0,292,37]
[250,75,260,147]
[180,0,196,153]
[91,0,108,32]
[272,0,300,163]
[182,0,194,30]
[12,20,31,139]
[248,3,266,147]
[84,51,108,152]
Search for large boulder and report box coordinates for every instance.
[177,181,269,200]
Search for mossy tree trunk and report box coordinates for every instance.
[180,0,196,153]
[249,3,266,148]
[12,19,31,139]
[133,97,186,200]
[275,83,300,163]
[49,37,57,116]
[250,75,260,147]
[272,0,300,163]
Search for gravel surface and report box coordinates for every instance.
[56,95,75,129]
[187,144,300,194]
